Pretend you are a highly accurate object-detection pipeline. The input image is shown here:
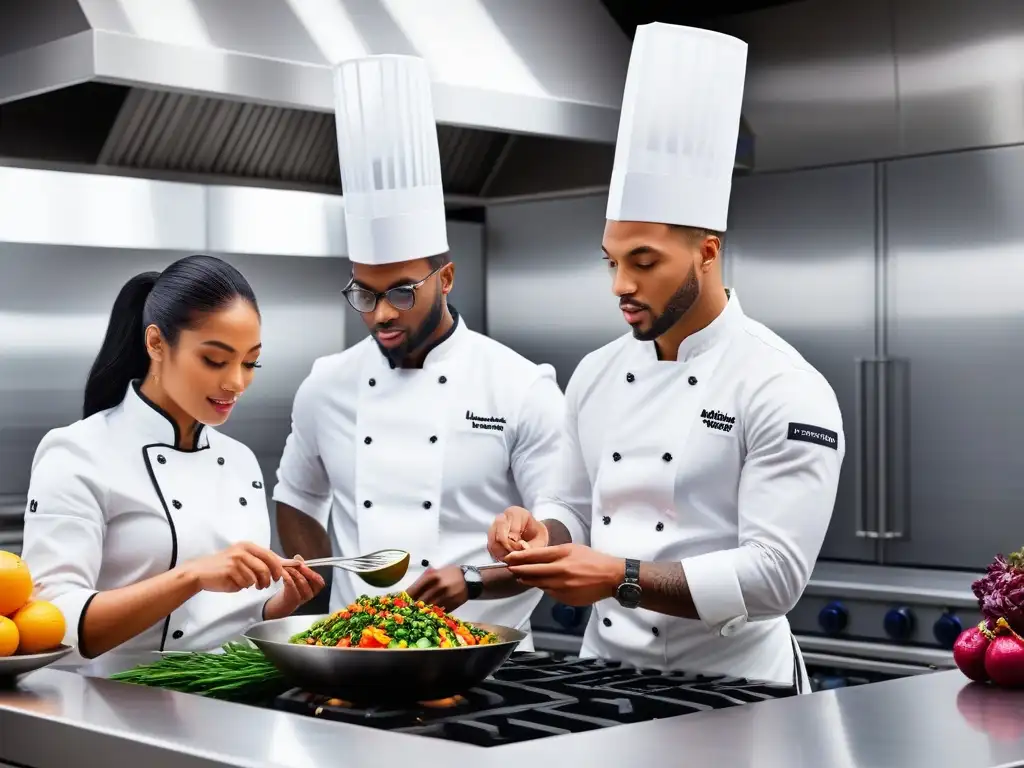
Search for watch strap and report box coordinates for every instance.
[623,558,641,583]
[461,565,484,599]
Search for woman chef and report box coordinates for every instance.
[19,254,324,663]
[488,24,845,693]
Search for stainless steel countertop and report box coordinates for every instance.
[2,661,1024,768]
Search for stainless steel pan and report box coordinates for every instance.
[243,614,526,704]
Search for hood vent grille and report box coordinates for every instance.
[90,87,513,197]
[97,89,341,188]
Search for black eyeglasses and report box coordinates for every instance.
[342,266,442,313]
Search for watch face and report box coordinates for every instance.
[616,582,642,608]
[462,566,482,585]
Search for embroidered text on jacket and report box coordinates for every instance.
[701,409,736,433]
[466,411,506,432]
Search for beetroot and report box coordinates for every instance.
[954,623,992,682]
[985,619,1024,688]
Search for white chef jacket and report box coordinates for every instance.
[273,310,563,650]
[538,291,844,691]
[20,381,280,665]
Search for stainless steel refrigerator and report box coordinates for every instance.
[727,143,1024,571]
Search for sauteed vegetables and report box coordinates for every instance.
[289,592,500,649]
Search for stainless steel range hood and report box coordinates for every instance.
[0,0,756,203]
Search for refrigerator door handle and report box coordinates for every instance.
[878,358,908,540]
[854,358,878,539]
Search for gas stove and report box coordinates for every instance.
[273,651,797,747]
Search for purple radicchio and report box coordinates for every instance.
[972,549,1024,633]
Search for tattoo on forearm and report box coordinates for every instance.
[542,519,572,547]
[638,562,699,619]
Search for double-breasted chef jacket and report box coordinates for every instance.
[538,291,845,691]
[272,309,564,650]
[20,381,279,665]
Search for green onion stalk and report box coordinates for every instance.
[109,642,288,702]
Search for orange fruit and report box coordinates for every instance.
[0,550,33,616]
[0,616,18,657]
[12,601,65,654]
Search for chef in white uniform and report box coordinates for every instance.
[490,24,845,691]
[20,254,323,665]
[273,55,563,650]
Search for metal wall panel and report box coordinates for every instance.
[727,165,881,563]
[485,194,621,389]
[883,143,1024,569]
[0,166,349,257]
[713,0,1024,171]
[892,0,1024,157]
[0,244,346,552]
[206,185,346,258]
[0,166,207,250]
[713,0,900,172]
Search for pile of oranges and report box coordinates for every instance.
[0,550,66,657]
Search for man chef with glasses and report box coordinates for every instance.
[273,54,563,650]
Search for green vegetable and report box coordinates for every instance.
[288,592,500,649]
[109,642,287,701]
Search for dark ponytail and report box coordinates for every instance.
[83,255,259,418]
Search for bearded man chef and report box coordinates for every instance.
[488,23,845,691]
[273,54,563,650]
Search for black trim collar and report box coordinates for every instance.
[140,442,180,651]
[130,380,207,452]
[383,305,462,370]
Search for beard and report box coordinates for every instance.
[631,265,701,342]
[373,290,445,367]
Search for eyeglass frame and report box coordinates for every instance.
[341,265,445,313]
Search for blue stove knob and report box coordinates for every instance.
[884,607,915,641]
[933,613,963,649]
[817,601,849,635]
[551,603,583,629]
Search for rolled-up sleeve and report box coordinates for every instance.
[531,368,593,546]
[20,433,107,649]
[272,366,332,528]
[683,368,845,634]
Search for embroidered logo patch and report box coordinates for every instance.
[701,409,736,433]
[466,411,506,432]
[788,422,838,450]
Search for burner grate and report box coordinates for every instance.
[272,651,797,746]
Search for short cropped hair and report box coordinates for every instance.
[426,252,452,271]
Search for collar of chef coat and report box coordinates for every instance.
[122,380,210,451]
[379,305,466,370]
[645,288,744,363]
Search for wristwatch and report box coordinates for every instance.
[460,565,484,600]
[615,559,642,609]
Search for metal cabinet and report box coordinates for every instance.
[882,144,1024,569]
[728,145,1024,572]
[728,164,881,563]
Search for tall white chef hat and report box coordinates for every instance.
[606,23,748,232]
[333,54,448,265]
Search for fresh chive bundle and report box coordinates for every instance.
[109,642,287,701]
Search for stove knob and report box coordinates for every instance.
[933,612,963,649]
[883,607,915,641]
[817,601,849,635]
[551,603,583,629]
